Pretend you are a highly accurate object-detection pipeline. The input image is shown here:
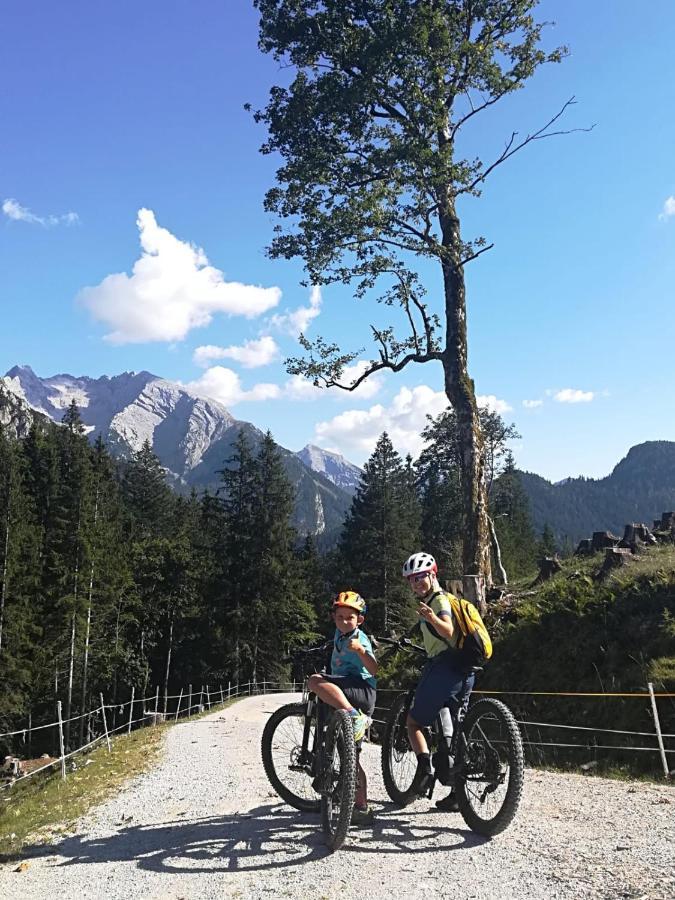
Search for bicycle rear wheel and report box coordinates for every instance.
[261,702,321,812]
[455,697,524,836]
[381,691,418,807]
[320,709,357,851]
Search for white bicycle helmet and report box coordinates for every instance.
[402,552,437,578]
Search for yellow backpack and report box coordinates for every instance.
[444,592,493,664]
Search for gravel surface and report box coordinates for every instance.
[1,693,673,900]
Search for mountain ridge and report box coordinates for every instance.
[1,365,352,537]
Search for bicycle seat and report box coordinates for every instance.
[470,666,484,673]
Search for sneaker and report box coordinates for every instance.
[410,763,434,798]
[435,791,460,812]
[351,711,371,743]
[351,804,375,826]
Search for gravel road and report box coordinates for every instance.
[1,693,673,900]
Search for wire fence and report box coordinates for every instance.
[1,679,673,790]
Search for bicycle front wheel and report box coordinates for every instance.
[261,702,321,812]
[381,691,418,806]
[320,709,357,851]
[455,697,524,836]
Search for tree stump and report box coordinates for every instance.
[592,531,620,552]
[575,538,592,556]
[597,547,632,579]
[532,556,562,585]
[622,523,657,546]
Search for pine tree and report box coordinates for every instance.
[491,452,537,579]
[338,433,420,634]
[219,430,259,683]
[538,523,557,559]
[121,439,174,539]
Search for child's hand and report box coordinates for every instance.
[347,637,363,654]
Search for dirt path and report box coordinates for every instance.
[1,693,672,900]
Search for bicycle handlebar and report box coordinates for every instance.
[376,635,426,657]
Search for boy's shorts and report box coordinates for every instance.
[409,648,475,727]
[321,673,376,716]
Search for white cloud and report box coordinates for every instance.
[658,195,675,221]
[79,209,281,344]
[3,198,79,226]
[477,394,512,415]
[523,399,544,409]
[314,385,447,462]
[193,336,279,369]
[554,388,594,403]
[185,366,281,407]
[314,385,512,462]
[269,285,322,336]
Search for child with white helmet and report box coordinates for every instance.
[401,551,476,812]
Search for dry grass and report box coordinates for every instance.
[0,697,241,860]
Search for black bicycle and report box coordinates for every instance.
[260,644,357,851]
[379,636,524,836]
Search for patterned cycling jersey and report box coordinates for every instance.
[331,628,377,688]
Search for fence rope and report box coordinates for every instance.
[2,679,673,790]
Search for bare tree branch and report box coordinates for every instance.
[459,97,594,194]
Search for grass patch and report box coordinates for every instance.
[0,697,241,860]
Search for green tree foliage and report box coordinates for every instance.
[0,418,318,758]
[338,432,420,633]
[491,452,537,578]
[253,0,570,588]
[416,405,521,578]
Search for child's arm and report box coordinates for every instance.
[347,635,379,676]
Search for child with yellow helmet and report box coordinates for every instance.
[308,590,378,825]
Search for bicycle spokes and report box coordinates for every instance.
[456,698,524,836]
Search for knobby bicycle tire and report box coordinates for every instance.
[320,709,357,851]
[261,702,321,812]
[455,697,524,836]
[381,691,418,807]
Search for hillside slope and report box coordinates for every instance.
[520,441,675,545]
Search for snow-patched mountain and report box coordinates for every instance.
[3,365,237,477]
[296,444,362,494]
[1,366,352,539]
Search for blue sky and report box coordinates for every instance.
[1,0,674,481]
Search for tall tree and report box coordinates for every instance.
[416,405,519,579]
[219,430,259,684]
[121,439,174,540]
[338,432,420,633]
[253,0,575,596]
[491,451,537,578]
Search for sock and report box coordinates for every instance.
[416,752,432,771]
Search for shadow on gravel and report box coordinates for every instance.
[11,800,487,875]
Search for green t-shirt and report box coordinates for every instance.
[419,591,459,658]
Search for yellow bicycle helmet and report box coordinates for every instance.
[332,591,367,614]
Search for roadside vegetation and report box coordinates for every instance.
[0,698,240,860]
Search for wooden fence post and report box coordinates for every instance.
[648,682,670,778]
[57,700,66,781]
[100,693,111,752]
[175,688,183,722]
[128,686,135,735]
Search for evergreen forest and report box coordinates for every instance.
[0,399,536,757]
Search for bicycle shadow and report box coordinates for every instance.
[10,800,487,876]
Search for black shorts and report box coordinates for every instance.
[322,673,376,716]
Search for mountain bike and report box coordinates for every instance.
[378,636,524,836]
[260,644,358,851]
